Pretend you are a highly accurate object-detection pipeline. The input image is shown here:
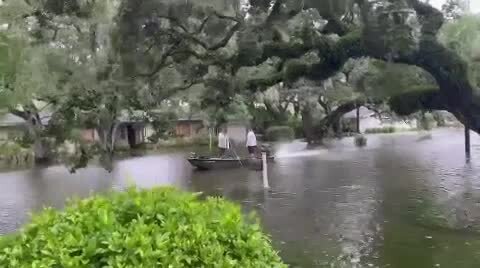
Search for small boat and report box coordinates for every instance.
[187,155,275,171]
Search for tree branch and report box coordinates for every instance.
[158,12,242,51]
[388,87,446,116]
[137,39,182,77]
[318,96,331,114]
[315,98,366,137]
[195,15,211,34]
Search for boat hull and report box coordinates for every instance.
[188,157,274,170]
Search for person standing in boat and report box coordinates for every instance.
[218,128,230,156]
[246,128,257,157]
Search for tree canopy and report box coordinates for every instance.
[1,0,479,168]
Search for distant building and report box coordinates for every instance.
[175,119,205,138]
[0,110,154,149]
[80,121,153,149]
[94,111,155,149]
[114,122,151,148]
[0,112,51,141]
[0,113,25,141]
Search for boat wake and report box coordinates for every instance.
[274,140,326,159]
[275,150,325,159]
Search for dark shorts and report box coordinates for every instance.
[247,146,256,154]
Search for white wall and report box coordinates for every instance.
[144,124,155,142]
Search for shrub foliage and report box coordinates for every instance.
[365,126,397,134]
[0,187,286,267]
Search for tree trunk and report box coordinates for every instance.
[96,122,120,171]
[332,118,342,138]
[301,107,315,144]
[465,123,471,159]
[33,139,50,164]
[316,99,365,138]
[27,113,51,164]
[356,106,360,133]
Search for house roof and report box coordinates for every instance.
[0,109,149,128]
[0,113,24,127]
[0,112,52,127]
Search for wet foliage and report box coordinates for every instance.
[0,187,286,267]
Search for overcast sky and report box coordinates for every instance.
[429,0,480,13]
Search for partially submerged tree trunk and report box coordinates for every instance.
[465,123,471,159]
[96,122,120,172]
[356,106,360,133]
[315,99,366,139]
[301,107,315,144]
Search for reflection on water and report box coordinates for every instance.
[1,129,480,267]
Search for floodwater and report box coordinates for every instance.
[1,128,480,267]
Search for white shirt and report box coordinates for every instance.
[218,132,230,149]
[246,131,257,147]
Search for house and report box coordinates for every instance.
[82,123,154,149]
[0,113,25,141]
[0,110,155,150]
[342,107,416,133]
[175,119,205,138]
[0,112,52,141]
[81,129,100,143]
[82,111,155,149]
[114,121,153,148]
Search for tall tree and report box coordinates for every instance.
[3,0,480,170]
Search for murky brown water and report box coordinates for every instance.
[1,129,480,267]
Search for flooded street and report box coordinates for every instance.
[1,129,480,267]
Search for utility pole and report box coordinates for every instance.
[356,106,361,133]
[465,123,471,160]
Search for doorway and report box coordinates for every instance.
[127,125,136,148]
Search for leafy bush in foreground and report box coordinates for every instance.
[265,126,295,141]
[0,187,286,267]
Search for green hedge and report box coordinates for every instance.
[265,126,295,141]
[365,126,397,134]
[0,187,286,267]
